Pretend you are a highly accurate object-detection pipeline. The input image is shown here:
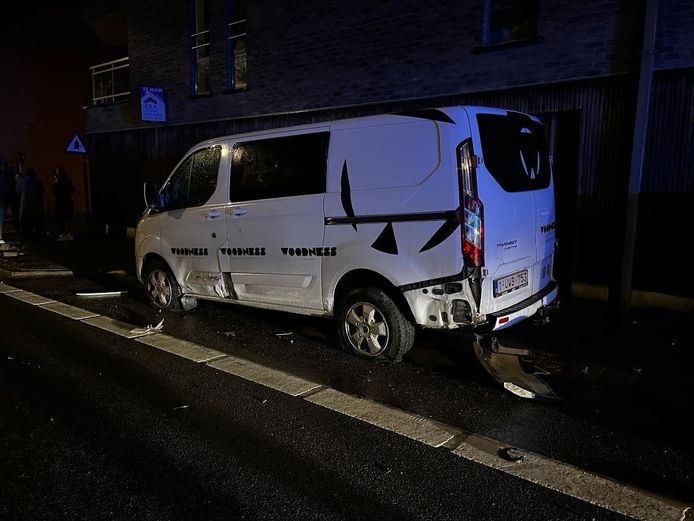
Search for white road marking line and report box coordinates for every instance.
[208,356,321,397]
[136,334,227,363]
[306,387,459,447]
[39,302,101,320]
[451,434,689,521]
[4,290,56,306]
[81,316,155,339]
[0,283,21,293]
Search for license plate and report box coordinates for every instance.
[493,269,528,297]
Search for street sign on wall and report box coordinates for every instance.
[140,86,167,122]
[66,134,87,154]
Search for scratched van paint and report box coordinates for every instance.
[136,106,558,362]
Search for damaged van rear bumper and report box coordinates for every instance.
[481,282,559,331]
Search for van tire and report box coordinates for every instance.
[143,259,196,312]
[336,287,415,363]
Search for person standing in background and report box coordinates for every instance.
[52,166,75,241]
[0,164,6,245]
[6,165,20,226]
[16,167,44,245]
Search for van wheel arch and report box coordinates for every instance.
[333,269,414,321]
[141,255,197,312]
[333,270,416,362]
[141,252,167,276]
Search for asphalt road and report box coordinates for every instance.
[1,257,693,520]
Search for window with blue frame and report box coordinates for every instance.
[227,0,247,90]
[484,0,538,46]
[190,0,211,95]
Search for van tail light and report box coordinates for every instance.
[457,139,484,267]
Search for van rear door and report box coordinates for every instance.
[464,107,553,314]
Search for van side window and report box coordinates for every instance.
[230,132,328,202]
[189,145,222,205]
[161,145,221,210]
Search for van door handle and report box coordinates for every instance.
[540,209,551,217]
[206,209,222,220]
[232,208,248,217]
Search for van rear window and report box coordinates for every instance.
[477,113,551,192]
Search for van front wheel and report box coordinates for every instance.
[337,287,415,363]
[143,260,196,312]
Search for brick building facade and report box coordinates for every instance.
[0,1,123,221]
[84,0,694,298]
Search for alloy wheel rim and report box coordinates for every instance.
[344,301,390,356]
[147,269,173,307]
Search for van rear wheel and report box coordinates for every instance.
[337,287,415,363]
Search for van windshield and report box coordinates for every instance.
[477,113,551,192]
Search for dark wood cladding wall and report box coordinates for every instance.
[634,67,694,297]
[644,68,694,194]
[87,69,692,294]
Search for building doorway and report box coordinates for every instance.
[537,111,581,300]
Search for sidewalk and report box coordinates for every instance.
[0,215,135,280]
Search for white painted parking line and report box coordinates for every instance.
[39,302,101,320]
[136,334,226,363]
[81,316,155,339]
[5,290,56,306]
[208,356,321,396]
[451,435,689,521]
[0,283,21,293]
[306,388,459,447]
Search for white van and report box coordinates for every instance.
[136,106,558,362]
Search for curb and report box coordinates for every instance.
[0,267,74,279]
[0,246,73,279]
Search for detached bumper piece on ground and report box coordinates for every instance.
[473,334,560,401]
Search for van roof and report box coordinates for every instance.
[191,105,535,148]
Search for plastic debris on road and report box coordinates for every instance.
[498,447,525,463]
[130,319,164,335]
[473,334,560,401]
[75,290,128,297]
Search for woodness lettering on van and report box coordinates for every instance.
[220,247,267,256]
[171,247,209,256]
[281,247,337,257]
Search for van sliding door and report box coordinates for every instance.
[225,131,329,311]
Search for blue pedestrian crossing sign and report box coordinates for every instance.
[66,134,87,154]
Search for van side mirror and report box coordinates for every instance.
[143,181,162,210]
